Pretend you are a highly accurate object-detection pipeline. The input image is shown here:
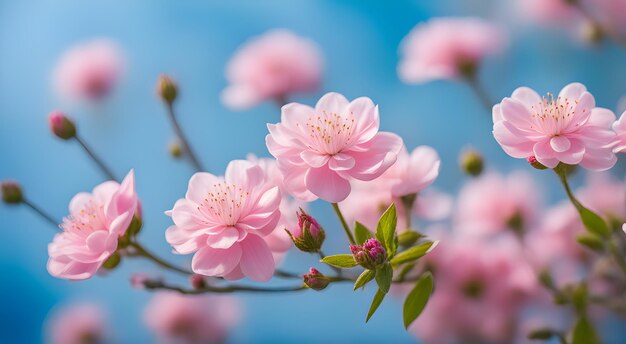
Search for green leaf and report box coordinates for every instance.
[572,317,600,344]
[578,207,610,237]
[376,203,398,256]
[391,241,438,266]
[397,230,422,247]
[354,269,376,290]
[403,272,434,329]
[320,254,358,268]
[354,221,372,245]
[366,288,386,322]
[575,233,604,252]
[375,263,393,293]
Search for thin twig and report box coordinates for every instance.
[128,242,192,276]
[74,135,117,181]
[331,203,356,244]
[22,198,59,230]
[164,102,204,172]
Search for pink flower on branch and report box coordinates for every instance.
[165,160,282,282]
[398,17,506,84]
[493,82,617,170]
[222,29,323,110]
[266,92,403,203]
[53,39,124,102]
[47,170,138,280]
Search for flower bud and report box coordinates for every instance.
[168,140,183,158]
[190,274,207,289]
[580,21,604,45]
[1,181,23,204]
[157,74,178,104]
[303,268,331,291]
[527,156,547,170]
[350,238,388,270]
[459,149,483,177]
[285,208,325,252]
[48,111,76,140]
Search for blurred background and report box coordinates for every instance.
[1,0,626,342]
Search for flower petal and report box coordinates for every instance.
[206,226,240,249]
[305,166,351,203]
[239,234,275,282]
[191,244,242,277]
[550,136,571,153]
[315,92,349,114]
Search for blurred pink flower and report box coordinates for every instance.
[411,235,536,343]
[398,17,505,84]
[222,29,323,110]
[588,0,626,34]
[516,0,578,25]
[166,160,281,281]
[493,83,617,170]
[456,171,540,237]
[53,39,124,102]
[46,303,107,344]
[48,170,138,280]
[413,189,453,221]
[612,110,626,153]
[144,292,240,344]
[266,92,403,203]
[340,145,442,230]
[577,172,626,221]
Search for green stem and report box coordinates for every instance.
[465,74,494,113]
[554,167,583,211]
[129,242,192,275]
[331,203,356,244]
[608,240,626,279]
[146,280,307,294]
[274,269,302,279]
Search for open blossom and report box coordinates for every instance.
[166,160,281,282]
[398,17,505,84]
[411,236,536,343]
[455,171,540,236]
[48,170,138,280]
[221,29,323,110]
[339,145,443,230]
[46,303,107,344]
[144,292,240,344]
[493,83,617,170]
[53,39,124,102]
[266,92,403,203]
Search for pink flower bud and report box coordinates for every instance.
[303,267,330,290]
[157,74,177,104]
[527,156,547,170]
[1,180,23,204]
[285,208,325,253]
[48,111,76,140]
[350,238,388,270]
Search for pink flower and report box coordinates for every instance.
[350,238,387,269]
[266,92,404,203]
[245,154,304,264]
[165,160,281,281]
[493,83,617,170]
[47,170,138,280]
[53,39,124,102]
[339,145,442,230]
[410,235,536,343]
[221,29,323,110]
[587,0,626,34]
[516,0,578,25]
[398,17,505,84]
[46,303,107,344]
[144,292,240,344]
[612,110,626,153]
[577,172,626,221]
[455,171,540,237]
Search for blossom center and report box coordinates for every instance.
[529,94,582,136]
[198,182,249,226]
[303,110,356,155]
[61,200,107,235]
